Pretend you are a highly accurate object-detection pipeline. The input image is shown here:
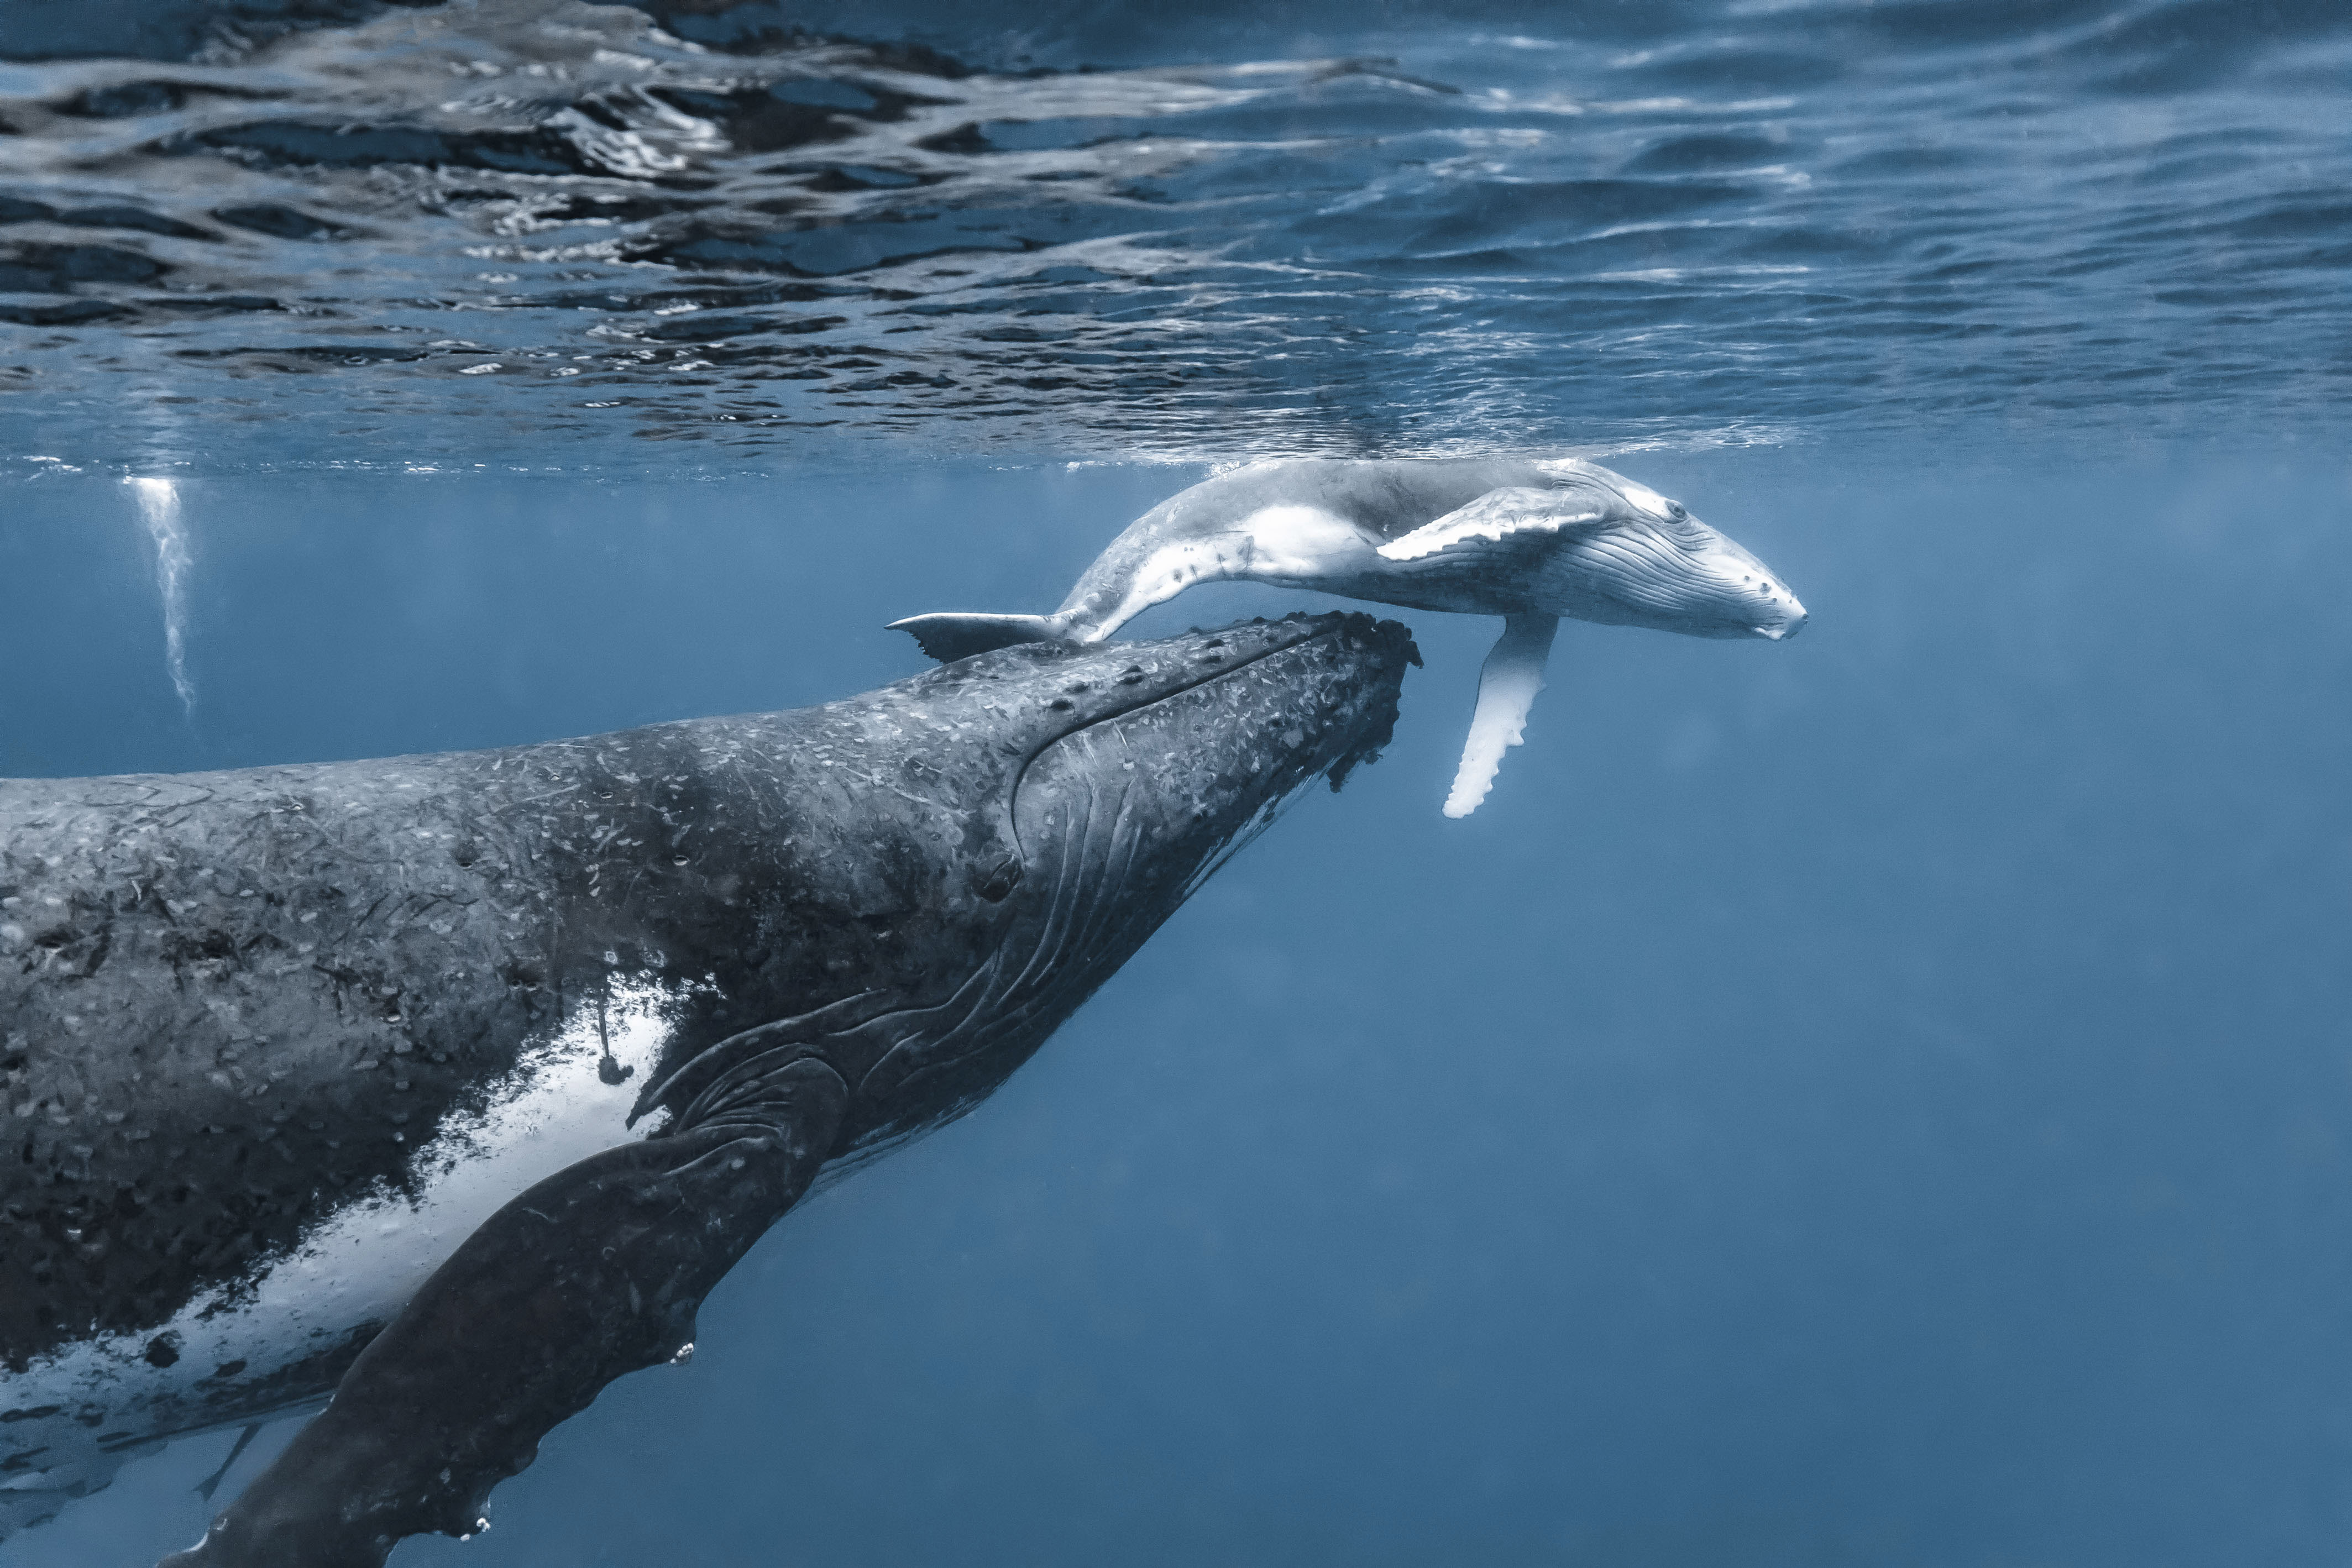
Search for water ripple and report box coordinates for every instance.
[0,0,2345,471]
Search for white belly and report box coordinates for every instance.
[0,978,684,1535]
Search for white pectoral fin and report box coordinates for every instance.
[1377,488,1606,564]
[1443,613,1559,819]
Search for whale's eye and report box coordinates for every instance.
[1667,501,1688,520]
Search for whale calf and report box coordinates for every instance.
[890,458,1805,816]
[0,614,1415,1566]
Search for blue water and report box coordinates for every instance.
[5,2,2352,1566]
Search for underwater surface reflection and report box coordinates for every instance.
[3,0,2349,470]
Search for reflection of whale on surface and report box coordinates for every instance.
[0,614,1415,1567]
[892,459,1808,816]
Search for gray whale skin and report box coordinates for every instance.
[0,613,1413,1567]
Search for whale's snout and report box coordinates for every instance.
[1664,515,1807,643]
[1745,573,1808,640]
[1759,598,1809,641]
[1538,504,1808,644]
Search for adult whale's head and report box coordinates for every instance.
[626,610,1417,1161]
[1521,459,1809,641]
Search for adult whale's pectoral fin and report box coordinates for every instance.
[1443,613,1558,819]
[161,1058,849,1568]
[1376,487,1606,565]
[887,612,1063,663]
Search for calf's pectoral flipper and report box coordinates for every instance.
[163,1058,849,1568]
[1375,486,1607,564]
[1443,613,1559,820]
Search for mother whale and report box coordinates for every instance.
[0,613,1414,1567]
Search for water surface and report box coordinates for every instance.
[2,0,2347,470]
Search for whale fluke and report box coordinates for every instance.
[888,612,1062,662]
[1443,612,1558,819]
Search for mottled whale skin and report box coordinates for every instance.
[0,613,1413,1566]
[890,458,1806,816]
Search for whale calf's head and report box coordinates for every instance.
[1536,460,1809,641]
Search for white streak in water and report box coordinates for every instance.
[127,476,195,714]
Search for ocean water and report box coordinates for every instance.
[3,2,2350,1566]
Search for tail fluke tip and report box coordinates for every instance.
[888,612,1061,663]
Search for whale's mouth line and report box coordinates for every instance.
[1001,619,1356,866]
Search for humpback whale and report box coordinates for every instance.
[0,614,1415,1567]
[890,458,1805,816]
